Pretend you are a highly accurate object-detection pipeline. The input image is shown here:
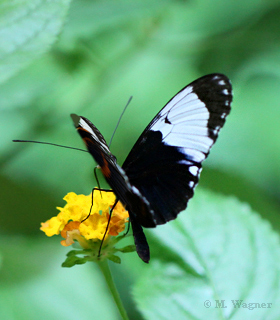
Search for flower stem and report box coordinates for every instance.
[98,260,129,320]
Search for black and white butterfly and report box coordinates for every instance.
[71,73,232,263]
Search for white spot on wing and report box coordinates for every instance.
[131,185,141,196]
[189,166,199,176]
[189,181,195,188]
[212,127,219,136]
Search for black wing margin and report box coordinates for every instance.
[122,74,232,227]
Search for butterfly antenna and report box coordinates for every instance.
[13,140,88,153]
[108,96,132,148]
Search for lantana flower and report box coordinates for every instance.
[40,189,135,266]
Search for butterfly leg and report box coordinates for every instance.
[130,214,150,263]
[81,187,114,223]
[124,219,131,236]
[98,199,118,258]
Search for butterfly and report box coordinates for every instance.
[71,73,232,263]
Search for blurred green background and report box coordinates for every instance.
[1,0,280,319]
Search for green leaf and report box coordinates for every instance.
[62,249,93,267]
[118,245,136,253]
[0,0,71,84]
[133,189,280,320]
[107,255,121,264]
[62,254,87,267]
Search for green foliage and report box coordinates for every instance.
[1,0,280,319]
[133,190,280,319]
[61,235,136,267]
[0,0,71,84]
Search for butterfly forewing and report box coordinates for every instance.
[71,113,153,262]
[122,74,232,226]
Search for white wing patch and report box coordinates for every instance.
[79,117,111,153]
[79,117,97,137]
[151,86,212,162]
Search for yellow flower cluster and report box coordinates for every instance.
[40,190,129,248]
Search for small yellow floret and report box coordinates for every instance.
[40,190,129,247]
